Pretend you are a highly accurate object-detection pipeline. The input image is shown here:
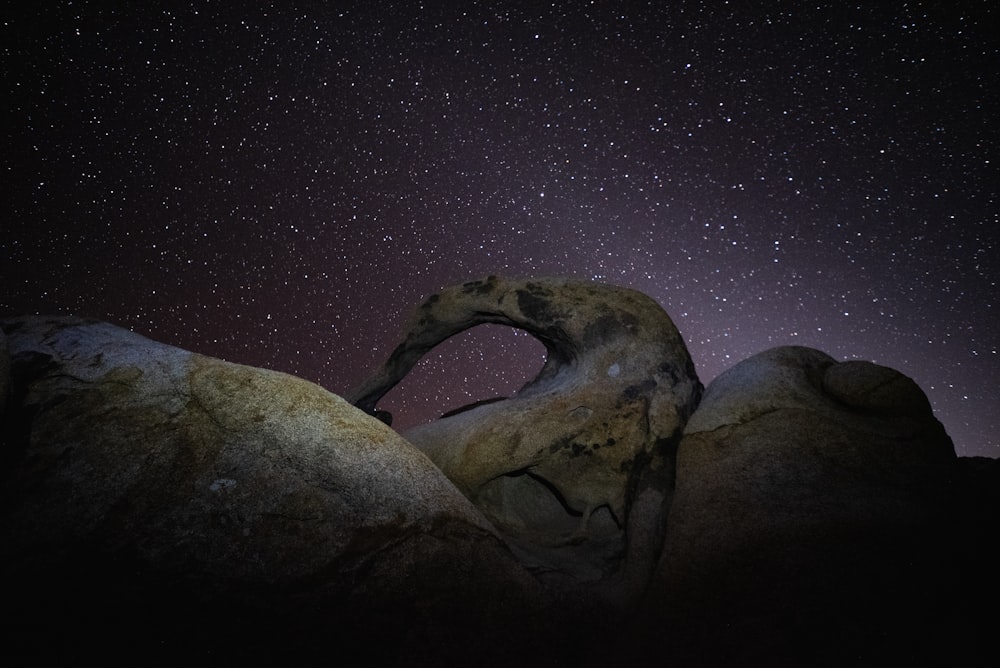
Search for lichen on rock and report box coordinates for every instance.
[348,276,703,596]
[0,315,545,662]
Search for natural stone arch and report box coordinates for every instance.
[348,276,703,598]
[375,323,547,430]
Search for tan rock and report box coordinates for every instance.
[0,315,545,662]
[349,276,702,597]
[649,346,958,665]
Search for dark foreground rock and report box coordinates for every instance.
[0,316,550,664]
[646,346,996,666]
[1,297,997,667]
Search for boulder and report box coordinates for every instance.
[4,306,993,666]
[648,346,962,666]
[0,316,547,664]
[348,276,702,598]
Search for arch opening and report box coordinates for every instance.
[378,323,547,431]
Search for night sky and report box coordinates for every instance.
[3,2,997,457]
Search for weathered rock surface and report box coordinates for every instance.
[348,276,702,598]
[2,304,996,666]
[647,346,979,666]
[0,316,547,663]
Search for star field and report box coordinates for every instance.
[3,2,998,457]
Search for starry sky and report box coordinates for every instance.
[3,1,998,457]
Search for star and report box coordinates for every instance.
[1,2,997,456]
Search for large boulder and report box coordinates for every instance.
[348,276,702,598]
[5,308,992,666]
[0,316,547,664]
[648,346,964,666]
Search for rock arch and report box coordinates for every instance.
[374,323,546,430]
[348,276,702,596]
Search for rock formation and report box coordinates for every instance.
[1,284,996,666]
[647,346,974,666]
[348,276,702,597]
[0,315,547,664]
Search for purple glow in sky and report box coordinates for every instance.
[3,2,997,456]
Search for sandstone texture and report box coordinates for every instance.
[0,316,546,664]
[1,289,996,666]
[648,346,985,666]
[348,276,702,596]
